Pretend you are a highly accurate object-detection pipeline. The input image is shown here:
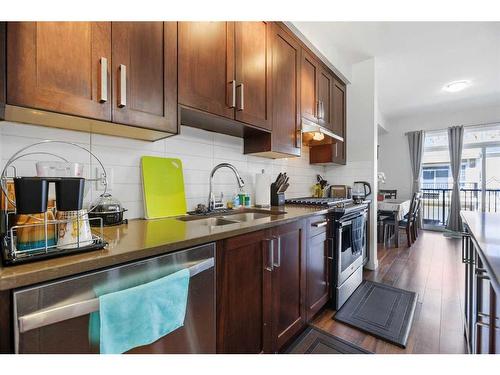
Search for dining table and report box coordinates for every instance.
[378,198,412,247]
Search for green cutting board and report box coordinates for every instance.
[141,156,187,219]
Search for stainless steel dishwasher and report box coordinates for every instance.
[13,243,215,354]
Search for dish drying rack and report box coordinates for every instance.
[1,141,109,265]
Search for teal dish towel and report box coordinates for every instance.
[99,268,190,354]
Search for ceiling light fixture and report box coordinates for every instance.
[443,80,470,93]
[312,131,325,141]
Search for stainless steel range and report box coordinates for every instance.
[286,197,368,309]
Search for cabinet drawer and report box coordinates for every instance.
[308,215,329,237]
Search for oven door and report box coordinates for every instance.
[336,212,366,286]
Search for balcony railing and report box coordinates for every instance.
[421,186,500,227]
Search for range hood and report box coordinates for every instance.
[301,117,344,144]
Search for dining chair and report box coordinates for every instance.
[379,189,397,199]
[382,192,422,248]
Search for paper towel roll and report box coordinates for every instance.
[255,170,271,207]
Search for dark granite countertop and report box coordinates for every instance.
[461,211,500,295]
[0,205,329,291]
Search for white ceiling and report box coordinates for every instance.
[293,22,500,121]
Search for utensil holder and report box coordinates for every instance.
[55,178,85,211]
[13,177,49,214]
[270,183,285,206]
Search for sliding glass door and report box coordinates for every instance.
[422,124,500,230]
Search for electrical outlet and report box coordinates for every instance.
[95,167,113,192]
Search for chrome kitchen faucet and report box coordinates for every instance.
[208,163,245,211]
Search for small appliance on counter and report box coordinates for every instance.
[0,140,109,265]
[88,193,128,227]
[352,181,372,204]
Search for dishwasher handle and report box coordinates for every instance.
[17,257,214,334]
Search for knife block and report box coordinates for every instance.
[270,183,285,206]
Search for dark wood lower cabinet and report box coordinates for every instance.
[306,231,330,322]
[216,220,307,353]
[216,229,272,353]
[463,234,500,354]
[270,221,307,351]
[0,289,12,353]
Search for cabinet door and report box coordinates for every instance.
[216,230,273,354]
[301,49,318,123]
[333,139,346,164]
[7,22,111,120]
[178,22,235,119]
[270,24,301,156]
[317,67,334,130]
[306,231,330,321]
[271,220,306,351]
[234,22,272,130]
[333,80,346,138]
[111,22,177,133]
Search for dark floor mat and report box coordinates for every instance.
[334,280,417,348]
[285,326,372,354]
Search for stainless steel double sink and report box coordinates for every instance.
[176,208,287,227]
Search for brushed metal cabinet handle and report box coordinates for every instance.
[316,100,321,119]
[118,64,127,108]
[312,220,328,228]
[320,100,324,120]
[229,80,236,108]
[237,83,244,111]
[327,238,334,260]
[266,239,274,272]
[99,57,108,103]
[273,237,281,268]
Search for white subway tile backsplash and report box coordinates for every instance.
[1,123,325,219]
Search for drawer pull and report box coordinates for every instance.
[312,221,328,228]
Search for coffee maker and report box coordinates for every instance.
[352,181,371,203]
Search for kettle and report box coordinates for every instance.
[352,181,371,202]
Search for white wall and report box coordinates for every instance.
[0,122,325,219]
[378,104,500,200]
[324,58,379,270]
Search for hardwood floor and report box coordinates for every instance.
[312,230,468,354]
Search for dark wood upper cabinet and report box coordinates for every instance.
[310,139,346,165]
[270,220,306,351]
[243,24,301,157]
[317,67,334,130]
[178,22,235,119]
[234,22,272,130]
[306,231,330,321]
[7,22,112,121]
[111,22,177,133]
[216,229,273,354]
[301,49,318,123]
[333,79,346,138]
